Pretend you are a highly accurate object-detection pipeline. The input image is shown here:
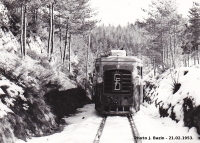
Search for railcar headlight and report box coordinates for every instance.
[97,77,103,83]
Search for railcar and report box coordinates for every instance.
[92,50,143,115]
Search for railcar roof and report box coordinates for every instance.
[100,56,142,63]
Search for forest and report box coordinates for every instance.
[0,0,200,77]
[90,0,200,73]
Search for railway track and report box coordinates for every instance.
[128,115,142,143]
[93,115,141,143]
[93,116,107,143]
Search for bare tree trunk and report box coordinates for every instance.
[174,24,176,55]
[68,33,71,72]
[161,32,165,70]
[170,33,172,67]
[161,17,165,70]
[23,5,27,58]
[169,29,175,68]
[63,19,69,63]
[48,3,52,59]
[59,14,62,60]
[48,3,54,61]
[153,57,156,76]
[86,30,90,89]
[166,44,168,65]
[50,3,54,60]
[173,23,176,67]
[21,4,24,59]
[197,45,199,64]
[21,4,27,59]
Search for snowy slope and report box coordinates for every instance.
[144,65,200,135]
[134,102,199,143]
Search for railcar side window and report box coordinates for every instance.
[137,66,142,77]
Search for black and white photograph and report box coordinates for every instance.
[0,0,200,142]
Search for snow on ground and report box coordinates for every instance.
[100,116,133,143]
[134,102,199,143]
[17,104,102,143]
[17,103,199,143]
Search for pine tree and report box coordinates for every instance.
[141,0,184,68]
[188,2,200,64]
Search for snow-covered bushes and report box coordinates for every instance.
[0,74,57,142]
[0,47,80,142]
[0,47,92,141]
[144,66,200,134]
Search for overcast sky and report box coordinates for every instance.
[90,0,197,26]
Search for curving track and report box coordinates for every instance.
[93,115,141,143]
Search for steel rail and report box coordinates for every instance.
[128,115,142,143]
[93,116,107,143]
[94,115,141,143]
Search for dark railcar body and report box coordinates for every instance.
[92,50,143,115]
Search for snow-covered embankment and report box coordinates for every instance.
[144,66,200,136]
